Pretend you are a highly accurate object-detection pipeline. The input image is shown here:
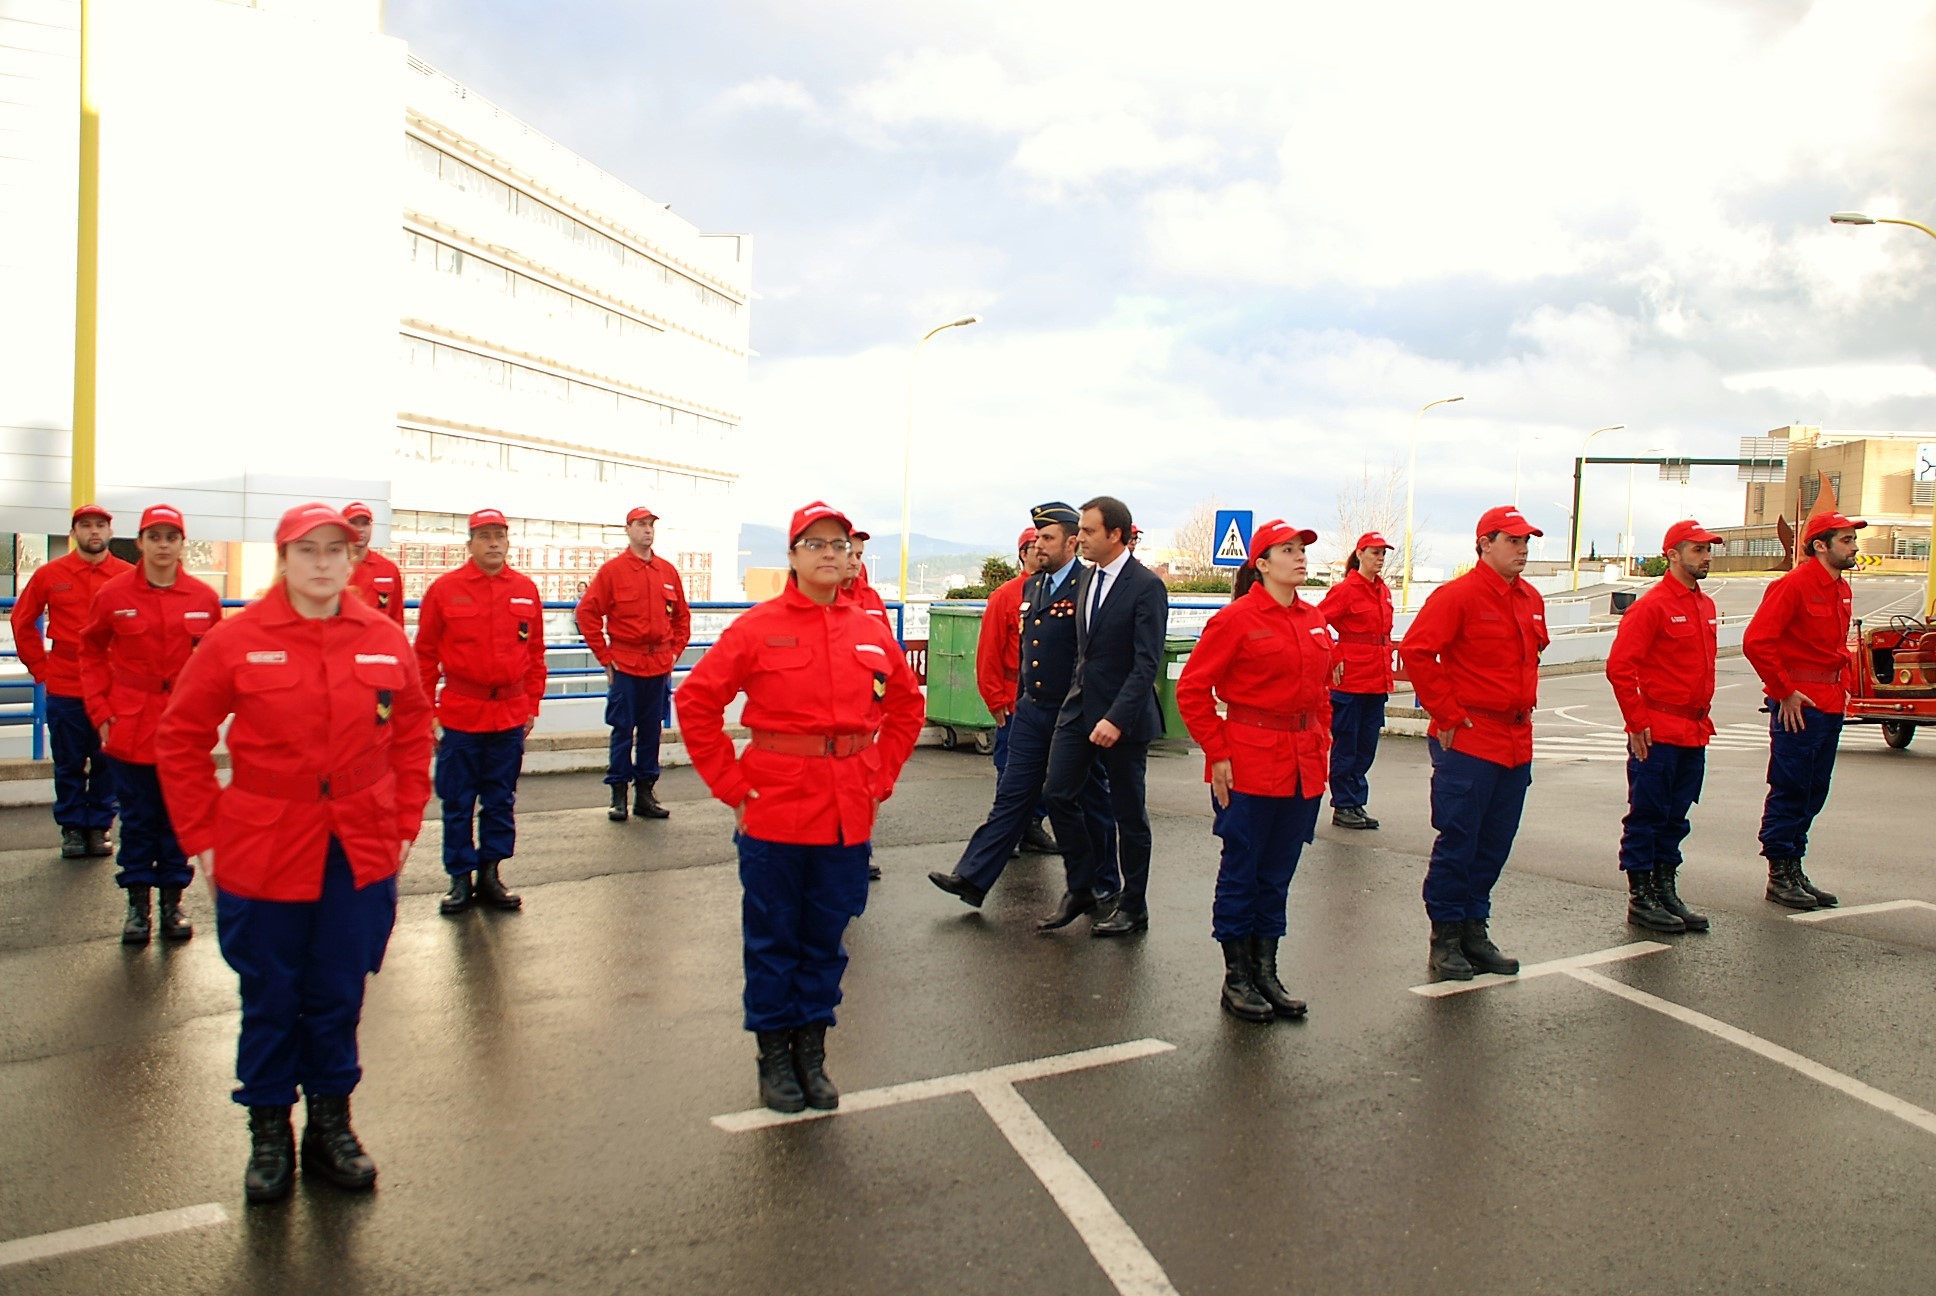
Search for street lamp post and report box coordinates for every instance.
[1831,211,1936,618]
[1569,424,1625,591]
[1401,395,1464,612]
[901,315,981,602]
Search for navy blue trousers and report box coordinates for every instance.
[1045,724,1149,910]
[108,758,189,889]
[216,840,397,1106]
[956,701,1112,893]
[1759,707,1843,862]
[737,834,871,1032]
[1327,691,1386,810]
[46,692,116,830]
[1618,741,1706,872]
[990,712,1050,821]
[1422,741,1532,922]
[437,726,525,873]
[1210,790,1320,942]
[606,668,669,784]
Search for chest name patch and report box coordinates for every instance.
[356,653,399,666]
[854,642,886,656]
[245,651,287,664]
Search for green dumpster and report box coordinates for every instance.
[1157,635,1197,741]
[925,603,995,751]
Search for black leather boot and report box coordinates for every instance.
[301,1094,377,1191]
[1332,805,1380,830]
[791,1025,839,1110]
[1428,920,1473,981]
[157,887,193,941]
[1220,939,1274,1022]
[474,860,522,910]
[121,885,152,946]
[439,872,474,915]
[1626,870,1685,932]
[634,778,670,820]
[61,827,87,859]
[1793,862,1838,908]
[756,1031,806,1113]
[1020,819,1060,853]
[1765,858,1818,910]
[1461,919,1520,975]
[85,828,114,857]
[1248,936,1308,1019]
[1655,863,1710,931]
[244,1105,294,1204]
[607,783,629,822]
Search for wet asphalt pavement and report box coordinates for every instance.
[4,668,1936,1294]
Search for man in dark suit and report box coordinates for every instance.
[1039,496,1168,935]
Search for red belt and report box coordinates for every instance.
[1789,668,1844,684]
[1648,699,1711,722]
[749,730,875,758]
[442,678,525,702]
[230,753,391,802]
[1334,631,1390,646]
[1225,702,1316,732]
[1465,705,1532,727]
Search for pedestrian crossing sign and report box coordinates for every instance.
[1212,510,1253,567]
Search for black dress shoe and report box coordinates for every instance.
[1090,906,1149,937]
[928,871,986,908]
[1332,806,1379,830]
[1020,819,1061,853]
[84,828,114,857]
[1036,891,1097,931]
[61,828,87,859]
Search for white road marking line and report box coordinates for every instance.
[1548,705,1619,728]
[1788,899,1936,924]
[1408,941,1669,998]
[972,1081,1179,1296]
[0,1203,229,1269]
[710,1037,1176,1132]
[1565,968,1936,1138]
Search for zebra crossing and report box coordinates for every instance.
[1533,721,1891,762]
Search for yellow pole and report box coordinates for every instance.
[71,0,100,542]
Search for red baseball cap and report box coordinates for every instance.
[851,529,872,542]
[626,505,659,524]
[1247,518,1318,564]
[1662,519,1723,551]
[138,504,186,535]
[1802,511,1866,544]
[787,500,854,545]
[1355,531,1393,553]
[468,508,509,532]
[71,503,112,524]
[275,502,354,546]
[1476,505,1543,538]
[1017,526,1039,551]
[342,501,374,522]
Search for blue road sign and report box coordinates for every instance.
[1211,510,1253,567]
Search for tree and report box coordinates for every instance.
[1173,497,1221,575]
[1333,462,1423,580]
[980,556,1017,589]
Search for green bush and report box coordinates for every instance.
[1638,556,1668,577]
[1167,575,1233,594]
[945,585,990,599]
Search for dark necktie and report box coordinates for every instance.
[1088,568,1107,627]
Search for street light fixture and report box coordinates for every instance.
[901,315,981,602]
[1829,210,1936,618]
[1569,424,1625,591]
[1400,395,1464,613]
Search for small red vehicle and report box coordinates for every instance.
[1846,616,1936,748]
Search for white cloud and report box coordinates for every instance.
[714,76,818,114]
[1723,363,1936,402]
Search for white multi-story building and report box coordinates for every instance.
[0,0,748,602]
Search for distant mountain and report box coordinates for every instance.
[737,523,1003,579]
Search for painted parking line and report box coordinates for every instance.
[1407,940,1670,998]
[714,1038,1180,1296]
[1788,899,1936,924]
[0,1203,230,1269]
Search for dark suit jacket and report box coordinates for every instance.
[1059,555,1168,743]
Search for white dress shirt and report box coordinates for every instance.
[1084,547,1132,628]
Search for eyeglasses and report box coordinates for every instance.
[794,538,854,554]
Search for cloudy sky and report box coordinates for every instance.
[388,0,1936,560]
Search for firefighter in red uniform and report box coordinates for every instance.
[1605,520,1723,932]
[157,502,433,1205]
[342,502,406,627]
[1399,506,1549,981]
[576,506,693,822]
[977,526,1058,854]
[11,504,131,859]
[78,505,223,945]
[415,509,549,916]
[676,502,925,1114]
[1177,520,1332,1023]
[842,529,892,626]
[1319,531,1396,830]
[1742,511,1863,910]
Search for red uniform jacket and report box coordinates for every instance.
[1399,563,1549,769]
[976,573,1028,714]
[415,560,549,733]
[346,549,406,625]
[10,549,133,698]
[1319,569,1395,694]
[1176,583,1335,797]
[1605,575,1719,747]
[576,550,692,678]
[156,585,433,901]
[675,583,925,846]
[1742,560,1853,712]
[78,568,224,764]
[845,566,892,632]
